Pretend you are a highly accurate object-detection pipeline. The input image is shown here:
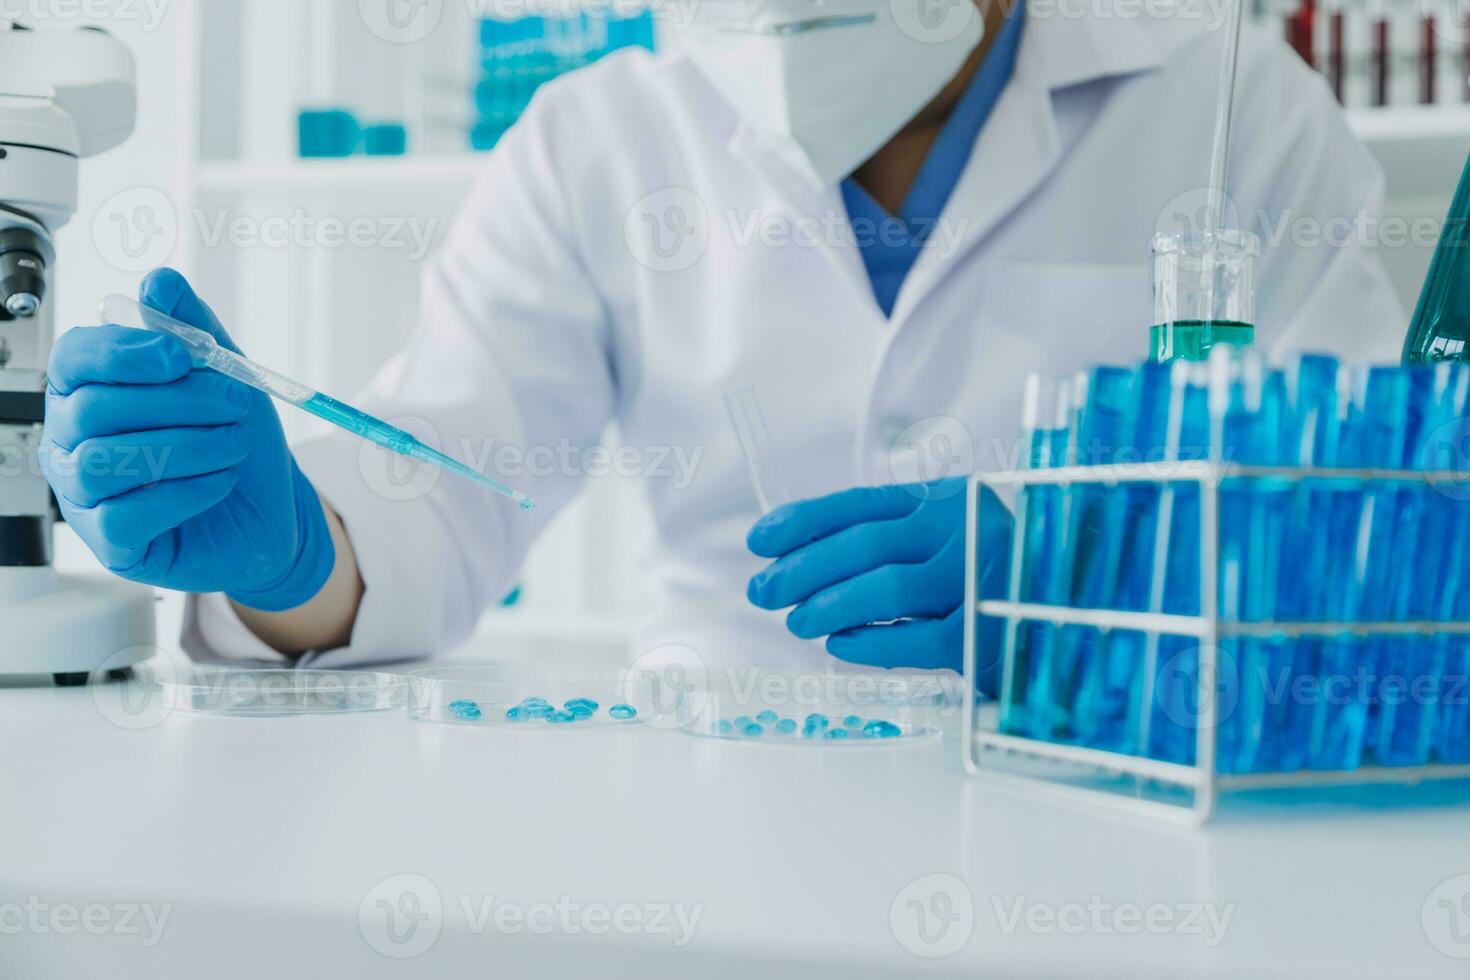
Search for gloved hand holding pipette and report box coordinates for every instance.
[42,269,339,612]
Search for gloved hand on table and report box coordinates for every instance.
[41,268,335,612]
[746,477,1012,690]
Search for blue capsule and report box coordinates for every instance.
[862,720,902,739]
[521,696,550,707]
[742,722,765,737]
[547,710,577,724]
[756,709,779,724]
[521,703,554,719]
[735,715,754,728]
[449,699,479,712]
[776,718,798,735]
[842,715,863,728]
[505,706,530,721]
[565,698,600,712]
[804,713,829,729]
[568,704,596,719]
[824,728,850,740]
[455,706,483,721]
[608,704,638,721]
[716,719,734,735]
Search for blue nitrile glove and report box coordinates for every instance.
[41,268,335,612]
[746,477,1013,687]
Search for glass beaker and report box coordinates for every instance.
[1150,230,1260,362]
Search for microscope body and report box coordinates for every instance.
[1,22,155,683]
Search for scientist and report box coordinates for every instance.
[42,0,1403,671]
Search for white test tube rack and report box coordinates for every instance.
[961,461,1470,826]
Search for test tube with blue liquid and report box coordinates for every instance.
[999,374,1075,736]
[1076,361,1185,754]
[1033,366,1131,742]
[100,296,536,512]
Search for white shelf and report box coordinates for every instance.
[1347,106,1470,197]
[196,154,492,194]
[1346,104,1470,142]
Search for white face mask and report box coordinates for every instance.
[685,0,986,188]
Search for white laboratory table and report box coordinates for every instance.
[3,658,1469,980]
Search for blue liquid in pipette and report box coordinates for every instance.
[298,393,536,511]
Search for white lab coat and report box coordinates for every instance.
[186,7,1406,669]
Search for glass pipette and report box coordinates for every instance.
[99,295,536,511]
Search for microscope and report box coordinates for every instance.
[1,21,155,685]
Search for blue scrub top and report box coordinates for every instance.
[841,6,1026,317]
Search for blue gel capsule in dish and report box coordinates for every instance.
[565,698,600,712]
[609,704,638,720]
[742,722,765,737]
[716,719,734,734]
[776,718,798,735]
[449,699,478,712]
[455,706,482,721]
[804,713,829,730]
[862,720,902,739]
[568,705,596,719]
[505,706,530,721]
[825,728,851,740]
[521,696,551,707]
[521,703,553,719]
[842,715,863,728]
[548,710,577,724]
[735,715,754,728]
[756,710,779,724]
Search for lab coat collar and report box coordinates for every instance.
[727,120,879,309]
[1018,0,1165,92]
[884,2,1165,325]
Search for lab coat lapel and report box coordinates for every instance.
[886,7,1165,327]
[887,72,1060,327]
[726,121,885,314]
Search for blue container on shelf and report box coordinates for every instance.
[361,123,408,156]
[298,108,360,158]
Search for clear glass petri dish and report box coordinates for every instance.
[682,671,947,746]
[407,665,662,730]
[161,667,407,717]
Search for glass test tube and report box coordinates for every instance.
[1149,230,1260,363]
[725,388,791,514]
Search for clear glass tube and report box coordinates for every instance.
[1150,230,1260,363]
[725,387,790,514]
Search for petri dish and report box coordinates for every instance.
[161,667,406,717]
[683,671,946,747]
[407,665,662,730]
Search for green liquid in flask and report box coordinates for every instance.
[1149,319,1254,362]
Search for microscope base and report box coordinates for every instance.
[3,574,157,680]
